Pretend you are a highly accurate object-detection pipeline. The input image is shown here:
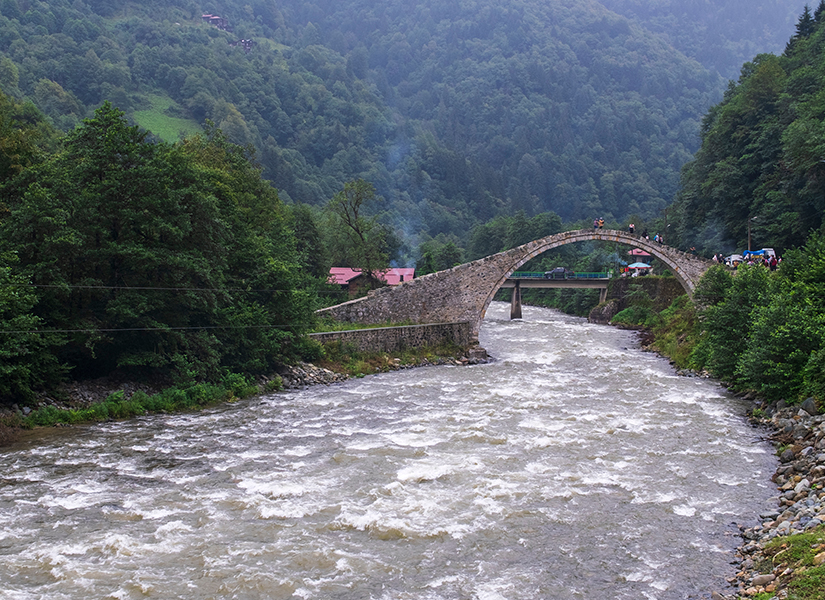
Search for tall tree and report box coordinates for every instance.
[797,5,816,38]
[815,0,825,23]
[326,179,392,282]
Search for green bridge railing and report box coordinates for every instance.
[510,271,611,279]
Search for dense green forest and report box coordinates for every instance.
[0,0,798,259]
[600,0,801,79]
[584,3,825,410]
[669,3,825,257]
[0,98,324,402]
[625,230,825,406]
[2,0,825,411]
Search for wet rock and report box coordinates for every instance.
[780,447,796,463]
[732,398,825,596]
[802,397,818,415]
[278,362,349,389]
[794,479,811,494]
[751,574,775,586]
[588,298,621,324]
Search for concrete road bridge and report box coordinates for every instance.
[317,229,713,344]
[502,273,612,319]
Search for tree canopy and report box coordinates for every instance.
[0,101,318,394]
[669,7,825,257]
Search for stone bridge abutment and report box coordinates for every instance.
[317,229,713,343]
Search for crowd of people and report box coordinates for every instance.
[711,252,780,271]
[594,220,781,271]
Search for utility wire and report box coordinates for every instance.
[1,323,308,334]
[0,283,347,294]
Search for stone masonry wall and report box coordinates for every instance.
[317,229,713,340]
[308,322,473,353]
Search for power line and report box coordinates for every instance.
[0,323,307,334]
[0,283,347,294]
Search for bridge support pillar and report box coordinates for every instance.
[599,287,608,304]
[510,280,522,320]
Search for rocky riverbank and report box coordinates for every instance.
[630,324,825,599]
[704,395,825,600]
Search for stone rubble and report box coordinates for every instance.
[274,362,350,389]
[274,349,490,390]
[711,396,825,599]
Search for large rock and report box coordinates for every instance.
[588,298,621,324]
[802,397,818,415]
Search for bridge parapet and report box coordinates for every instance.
[317,229,713,342]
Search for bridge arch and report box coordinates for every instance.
[478,229,710,329]
[317,229,712,344]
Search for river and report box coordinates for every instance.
[0,302,777,600]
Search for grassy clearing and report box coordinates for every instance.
[310,318,414,333]
[751,526,825,599]
[648,295,699,369]
[132,94,201,142]
[608,293,699,370]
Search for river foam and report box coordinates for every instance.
[0,302,777,600]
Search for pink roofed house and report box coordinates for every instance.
[329,267,415,298]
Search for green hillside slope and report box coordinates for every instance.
[0,0,787,245]
[669,4,825,256]
[600,0,801,79]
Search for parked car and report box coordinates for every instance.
[725,254,744,267]
[544,267,574,279]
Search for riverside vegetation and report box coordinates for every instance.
[0,339,471,445]
[600,235,825,599]
[3,4,825,596]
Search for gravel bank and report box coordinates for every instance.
[714,397,825,599]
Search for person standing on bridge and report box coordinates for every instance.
[598,218,604,229]
[629,223,635,234]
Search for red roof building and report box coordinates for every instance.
[329,267,414,298]
[329,267,415,286]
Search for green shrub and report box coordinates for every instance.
[21,371,259,429]
[611,305,657,327]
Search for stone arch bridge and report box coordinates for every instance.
[318,229,713,344]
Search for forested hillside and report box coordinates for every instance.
[0,0,774,252]
[669,3,825,257]
[0,99,320,398]
[600,0,801,79]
